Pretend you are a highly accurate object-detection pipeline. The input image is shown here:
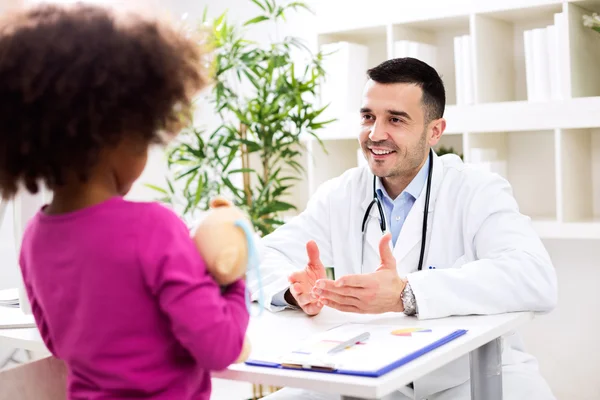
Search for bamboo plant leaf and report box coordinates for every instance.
[285,1,313,14]
[264,0,275,14]
[195,175,205,200]
[244,15,270,26]
[250,0,267,11]
[263,201,297,213]
[229,168,256,174]
[145,184,168,195]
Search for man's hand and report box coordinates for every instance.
[312,233,407,314]
[286,240,327,316]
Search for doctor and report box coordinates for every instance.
[251,58,557,400]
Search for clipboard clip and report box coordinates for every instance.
[280,362,337,372]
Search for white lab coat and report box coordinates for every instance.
[250,152,557,400]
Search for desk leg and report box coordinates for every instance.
[469,337,502,400]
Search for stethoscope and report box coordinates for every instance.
[360,148,434,272]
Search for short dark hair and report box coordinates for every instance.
[0,4,207,199]
[366,57,446,123]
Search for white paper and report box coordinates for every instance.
[408,41,420,59]
[271,323,466,374]
[524,29,535,101]
[394,40,410,58]
[532,28,550,102]
[418,42,437,70]
[553,12,566,100]
[454,36,464,105]
[547,25,560,101]
[395,41,437,70]
[461,35,473,105]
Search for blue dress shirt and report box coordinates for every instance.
[376,155,430,246]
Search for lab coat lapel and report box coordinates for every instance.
[392,153,443,268]
[358,153,444,272]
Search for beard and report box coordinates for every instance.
[361,127,428,179]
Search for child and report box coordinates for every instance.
[0,4,249,400]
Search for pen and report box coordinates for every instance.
[327,331,370,354]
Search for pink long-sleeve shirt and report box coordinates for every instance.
[19,196,249,399]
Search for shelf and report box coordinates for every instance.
[467,130,556,220]
[307,139,360,197]
[569,0,600,14]
[314,97,600,138]
[317,25,388,69]
[389,0,565,25]
[479,2,564,22]
[273,144,310,219]
[390,16,470,106]
[443,96,600,134]
[472,4,564,104]
[317,27,387,132]
[316,0,565,35]
[556,128,600,222]
[565,2,600,98]
[435,133,465,160]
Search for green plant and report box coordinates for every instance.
[435,145,463,160]
[583,13,600,33]
[151,0,334,236]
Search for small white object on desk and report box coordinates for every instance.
[0,307,45,353]
[0,288,19,308]
[0,305,35,329]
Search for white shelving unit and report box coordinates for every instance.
[287,0,600,240]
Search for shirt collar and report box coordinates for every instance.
[375,154,430,202]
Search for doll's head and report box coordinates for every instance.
[191,197,260,364]
[191,197,251,286]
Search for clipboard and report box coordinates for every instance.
[245,323,468,377]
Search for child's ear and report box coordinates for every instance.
[209,196,233,209]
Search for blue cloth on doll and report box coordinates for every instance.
[234,219,263,316]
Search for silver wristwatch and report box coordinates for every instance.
[401,283,417,316]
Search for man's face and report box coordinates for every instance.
[358,80,438,179]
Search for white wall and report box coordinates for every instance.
[522,239,600,400]
[0,202,19,290]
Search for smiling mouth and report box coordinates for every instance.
[369,148,395,156]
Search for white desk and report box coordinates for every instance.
[0,306,45,353]
[214,307,533,400]
[0,306,533,400]
[0,326,45,353]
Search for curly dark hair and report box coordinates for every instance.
[0,3,208,199]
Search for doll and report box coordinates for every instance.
[191,196,261,363]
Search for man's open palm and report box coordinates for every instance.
[287,241,327,315]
